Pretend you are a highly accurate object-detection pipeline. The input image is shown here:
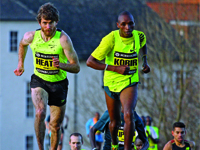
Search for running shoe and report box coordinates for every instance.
[111,144,119,150]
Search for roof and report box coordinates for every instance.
[146,2,200,22]
[0,0,36,21]
[177,0,200,4]
[0,0,194,61]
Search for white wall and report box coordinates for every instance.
[0,21,40,150]
[64,63,106,150]
[0,20,105,150]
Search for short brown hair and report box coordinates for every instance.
[69,133,83,143]
[36,2,59,23]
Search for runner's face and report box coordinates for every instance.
[95,112,100,120]
[117,14,135,38]
[135,139,143,150]
[69,135,83,150]
[146,117,151,125]
[172,127,186,143]
[39,18,57,37]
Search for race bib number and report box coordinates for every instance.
[114,52,138,75]
[35,52,59,75]
[118,126,134,146]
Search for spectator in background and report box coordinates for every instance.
[145,116,159,150]
[86,112,103,150]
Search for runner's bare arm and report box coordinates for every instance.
[57,31,80,73]
[86,55,130,75]
[14,31,35,76]
[89,126,98,149]
[163,141,172,150]
[140,44,150,73]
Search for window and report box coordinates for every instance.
[26,82,34,117]
[10,31,18,52]
[26,135,33,150]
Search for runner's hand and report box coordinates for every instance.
[52,56,60,68]
[115,65,130,75]
[142,63,150,73]
[14,67,24,76]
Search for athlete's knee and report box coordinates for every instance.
[49,122,60,133]
[35,109,46,121]
[124,110,134,123]
[109,120,120,131]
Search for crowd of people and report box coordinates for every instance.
[13,2,195,150]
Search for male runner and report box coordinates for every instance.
[86,112,103,150]
[89,110,149,150]
[145,116,159,150]
[69,133,86,150]
[14,3,80,150]
[163,122,195,150]
[135,136,145,150]
[87,10,150,150]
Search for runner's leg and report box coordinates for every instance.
[31,87,48,150]
[49,104,66,150]
[105,92,121,145]
[120,85,138,150]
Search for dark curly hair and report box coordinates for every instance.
[36,2,59,23]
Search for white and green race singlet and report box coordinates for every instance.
[104,30,141,92]
[30,29,68,82]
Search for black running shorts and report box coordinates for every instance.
[30,74,68,106]
[104,82,138,101]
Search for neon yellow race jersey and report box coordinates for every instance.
[30,29,68,82]
[92,30,146,92]
[146,126,158,150]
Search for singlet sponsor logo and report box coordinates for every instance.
[118,126,134,146]
[61,99,65,103]
[35,52,59,75]
[114,51,138,74]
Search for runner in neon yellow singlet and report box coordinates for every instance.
[87,11,150,150]
[14,3,80,150]
[30,28,68,82]
[145,116,159,150]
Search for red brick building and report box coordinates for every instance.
[146,0,200,39]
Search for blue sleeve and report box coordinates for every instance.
[93,110,110,133]
[134,111,147,142]
[46,115,50,122]
[86,118,93,135]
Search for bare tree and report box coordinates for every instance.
[136,2,200,150]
